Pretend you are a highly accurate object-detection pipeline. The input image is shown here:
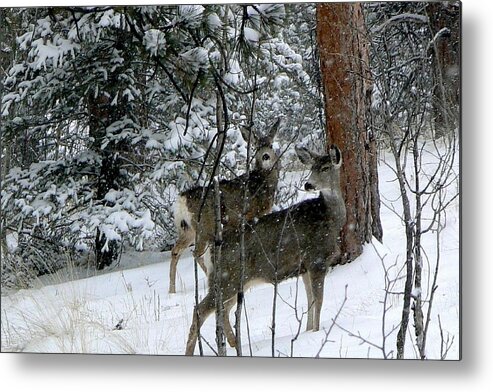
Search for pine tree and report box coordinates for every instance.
[1,5,305,279]
[316,2,382,263]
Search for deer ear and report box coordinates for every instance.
[295,146,315,165]
[266,118,281,143]
[240,124,258,146]
[329,145,342,167]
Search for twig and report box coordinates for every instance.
[315,285,348,358]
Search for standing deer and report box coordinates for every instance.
[169,119,281,293]
[185,145,347,355]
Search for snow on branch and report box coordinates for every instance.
[372,13,429,34]
[427,27,451,51]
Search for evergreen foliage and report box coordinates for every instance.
[1,4,322,284]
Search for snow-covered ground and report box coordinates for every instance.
[0,145,460,359]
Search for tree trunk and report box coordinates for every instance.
[94,153,121,269]
[213,176,226,356]
[316,3,382,263]
[426,1,460,137]
[213,94,226,356]
[88,94,120,270]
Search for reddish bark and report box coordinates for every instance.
[317,3,382,263]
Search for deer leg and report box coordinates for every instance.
[185,292,216,355]
[223,296,238,348]
[169,246,180,294]
[302,273,315,331]
[169,229,194,294]
[193,239,209,275]
[309,272,326,332]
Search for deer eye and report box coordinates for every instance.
[262,153,270,161]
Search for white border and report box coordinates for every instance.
[1,1,491,391]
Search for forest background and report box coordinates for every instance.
[0,0,489,391]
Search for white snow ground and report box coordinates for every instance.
[0,146,460,359]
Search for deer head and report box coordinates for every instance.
[296,144,342,196]
[241,118,281,172]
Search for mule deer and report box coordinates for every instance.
[169,119,281,293]
[185,145,347,355]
